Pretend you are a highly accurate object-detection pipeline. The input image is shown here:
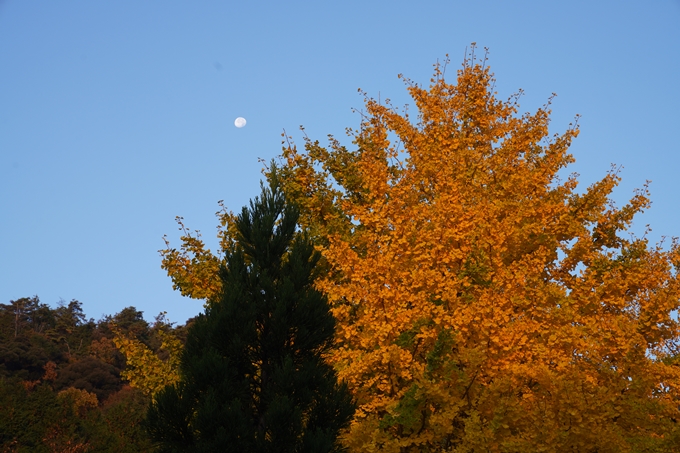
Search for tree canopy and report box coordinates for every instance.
[160,48,680,451]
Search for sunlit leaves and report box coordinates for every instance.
[111,322,181,397]
[159,47,680,451]
[274,48,680,451]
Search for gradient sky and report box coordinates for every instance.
[1,1,679,325]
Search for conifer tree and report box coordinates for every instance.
[146,169,355,453]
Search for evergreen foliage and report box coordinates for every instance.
[146,169,356,452]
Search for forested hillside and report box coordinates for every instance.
[0,296,191,452]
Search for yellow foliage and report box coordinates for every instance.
[274,48,680,451]
[159,206,239,304]
[159,47,680,451]
[111,324,182,397]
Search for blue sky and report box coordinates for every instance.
[1,1,679,325]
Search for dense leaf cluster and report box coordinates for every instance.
[159,49,680,451]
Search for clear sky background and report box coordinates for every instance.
[1,1,679,325]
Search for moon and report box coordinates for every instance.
[234,117,247,128]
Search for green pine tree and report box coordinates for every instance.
[146,168,355,452]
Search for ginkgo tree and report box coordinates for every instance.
[111,321,182,397]
[157,46,680,452]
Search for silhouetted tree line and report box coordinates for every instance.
[0,297,192,452]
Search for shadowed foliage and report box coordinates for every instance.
[147,169,355,453]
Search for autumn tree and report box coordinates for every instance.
[272,49,680,451]
[111,313,183,397]
[159,47,680,451]
[147,171,355,452]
